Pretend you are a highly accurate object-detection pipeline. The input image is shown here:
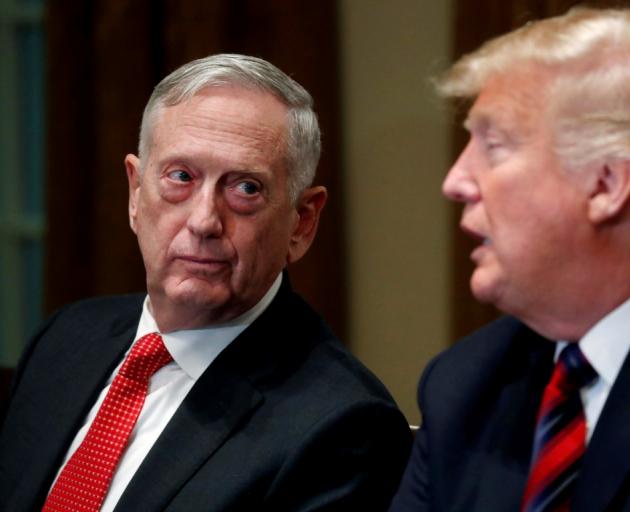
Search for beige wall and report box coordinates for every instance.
[339,0,453,423]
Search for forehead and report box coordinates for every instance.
[466,65,553,136]
[149,86,289,167]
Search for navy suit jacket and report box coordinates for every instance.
[0,279,412,511]
[390,316,630,511]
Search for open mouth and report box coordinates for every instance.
[460,223,488,244]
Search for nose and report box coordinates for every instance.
[441,141,480,203]
[186,187,224,239]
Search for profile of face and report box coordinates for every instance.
[441,66,591,326]
[125,85,326,332]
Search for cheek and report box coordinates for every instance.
[232,216,292,266]
[137,204,187,256]
[482,174,535,233]
[489,198,567,280]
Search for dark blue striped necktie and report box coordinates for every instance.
[521,343,597,511]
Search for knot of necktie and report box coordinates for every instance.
[554,343,597,393]
[119,332,173,381]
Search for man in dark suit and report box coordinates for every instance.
[391,7,630,512]
[0,54,411,511]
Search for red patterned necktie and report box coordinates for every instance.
[42,332,172,512]
[521,343,597,512]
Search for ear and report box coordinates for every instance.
[125,154,142,234]
[286,186,327,264]
[587,160,630,224]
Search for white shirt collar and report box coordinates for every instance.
[556,296,630,388]
[134,273,283,380]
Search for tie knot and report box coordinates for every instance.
[556,343,597,392]
[120,332,172,381]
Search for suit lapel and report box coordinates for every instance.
[24,318,137,510]
[114,281,297,510]
[470,328,554,512]
[117,359,263,511]
[573,350,630,512]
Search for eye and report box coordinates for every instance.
[482,134,511,165]
[236,181,261,195]
[484,136,503,151]
[167,170,193,182]
[225,178,265,214]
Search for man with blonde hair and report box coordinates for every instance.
[391,7,630,511]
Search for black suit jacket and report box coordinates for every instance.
[389,316,630,511]
[0,280,412,511]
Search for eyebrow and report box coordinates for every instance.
[465,107,516,138]
[463,113,492,134]
[462,117,475,132]
[154,151,275,174]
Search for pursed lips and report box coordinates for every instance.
[174,255,232,268]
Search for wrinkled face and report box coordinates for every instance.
[126,86,302,330]
[442,68,587,323]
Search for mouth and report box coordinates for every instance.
[460,223,488,244]
[178,255,223,263]
[174,255,231,270]
[460,223,491,262]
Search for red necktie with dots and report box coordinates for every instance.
[521,343,597,512]
[42,332,172,512]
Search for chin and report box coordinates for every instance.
[166,278,231,308]
[469,270,502,307]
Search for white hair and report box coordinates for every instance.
[138,54,321,202]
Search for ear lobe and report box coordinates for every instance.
[125,154,142,234]
[286,186,328,264]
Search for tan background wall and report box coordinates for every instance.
[339,0,453,424]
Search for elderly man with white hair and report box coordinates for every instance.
[0,53,411,512]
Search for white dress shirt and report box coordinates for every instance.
[555,297,630,442]
[50,273,282,512]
